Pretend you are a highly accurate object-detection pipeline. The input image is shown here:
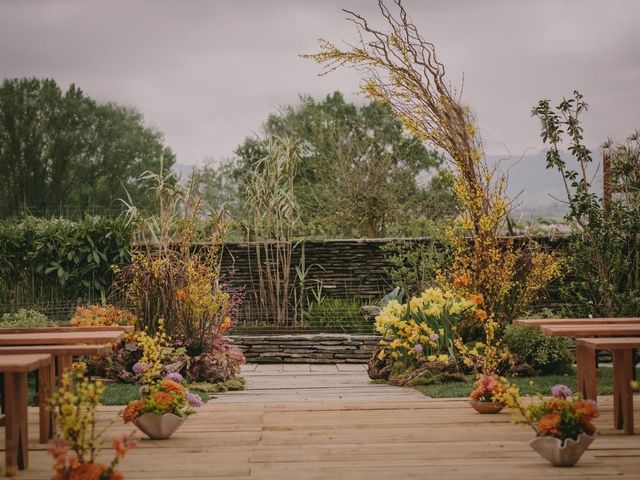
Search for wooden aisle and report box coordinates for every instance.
[4,364,640,479]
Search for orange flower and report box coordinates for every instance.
[152,391,174,407]
[160,379,184,393]
[68,463,107,480]
[573,399,599,420]
[112,432,137,459]
[475,309,487,321]
[536,412,561,436]
[176,289,188,301]
[453,275,469,287]
[122,400,143,423]
[472,293,484,305]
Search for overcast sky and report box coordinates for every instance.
[1,0,639,169]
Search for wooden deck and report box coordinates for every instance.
[5,364,640,479]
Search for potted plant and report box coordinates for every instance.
[496,383,599,466]
[123,372,203,439]
[469,374,506,414]
[48,368,137,479]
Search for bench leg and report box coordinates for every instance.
[576,344,598,400]
[613,349,634,434]
[5,372,28,477]
[55,355,73,390]
[38,364,53,443]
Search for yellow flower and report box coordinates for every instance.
[427,355,437,362]
[438,354,449,363]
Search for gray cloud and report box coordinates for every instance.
[1,0,639,168]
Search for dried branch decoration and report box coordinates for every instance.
[304,0,560,326]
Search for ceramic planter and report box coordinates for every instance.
[133,412,186,439]
[469,400,505,414]
[529,432,598,467]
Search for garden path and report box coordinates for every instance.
[7,363,640,479]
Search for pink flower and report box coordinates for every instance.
[551,384,572,399]
[414,344,423,353]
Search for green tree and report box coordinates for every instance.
[0,78,175,217]
[199,92,455,237]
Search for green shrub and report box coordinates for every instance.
[305,298,369,332]
[502,324,574,375]
[0,216,132,318]
[0,309,53,328]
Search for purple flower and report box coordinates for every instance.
[414,344,423,353]
[429,333,439,342]
[186,392,203,408]
[165,372,184,383]
[551,384,572,398]
[132,362,148,375]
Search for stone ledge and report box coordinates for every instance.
[230,333,380,364]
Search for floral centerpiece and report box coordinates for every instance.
[495,383,599,466]
[372,286,480,383]
[48,368,137,479]
[469,374,506,414]
[123,372,203,439]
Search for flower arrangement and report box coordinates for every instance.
[48,368,137,480]
[495,383,599,444]
[122,372,203,424]
[470,374,506,403]
[70,304,138,327]
[375,287,478,366]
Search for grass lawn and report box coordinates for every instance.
[25,380,213,406]
[414,367,638,398]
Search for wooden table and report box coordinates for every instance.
[576,338,640,434]
[0,331,125,347]
[514,317,640,327]
[541,324,640,338]
[0,326,133,334]
[0,354,51,477]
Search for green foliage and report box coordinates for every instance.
[305,298,369,332]
[0,216,132,313]
[533,92,640,317]
[0,78,175,218]
[199,91,455,237]
[413,369,628,398]
[382,222,453,296]
[502,325,573,374]
[0,309,53,328]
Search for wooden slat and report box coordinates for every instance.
[0,326,133,334]
[541,324,640,337]
[514,317,640,327]
[0,331,124,346]
[577,337,640,350]
[0,344,113,356]
[0,354,51,372]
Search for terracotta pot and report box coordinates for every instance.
[469,400,505,414]
[529,432,598,467]
[133,412,186,439]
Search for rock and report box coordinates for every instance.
[360,305,381,323]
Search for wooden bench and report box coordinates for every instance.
[0,343,114,385]
[576,338,640,435]
[514,317,640,327]
[540,324,640,402]
[0,330,125,347]
[0,325,133,334]
[0,343,115,446]
[0,354,51,477]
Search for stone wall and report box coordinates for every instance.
[230,333,380,363]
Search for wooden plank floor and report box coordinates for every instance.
[4,364,640,479]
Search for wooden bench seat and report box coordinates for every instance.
[0,354,51,477]
[0,325,133,334]
[576,338,640,435]
[540,324,640,337]
[514,317,640,327]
